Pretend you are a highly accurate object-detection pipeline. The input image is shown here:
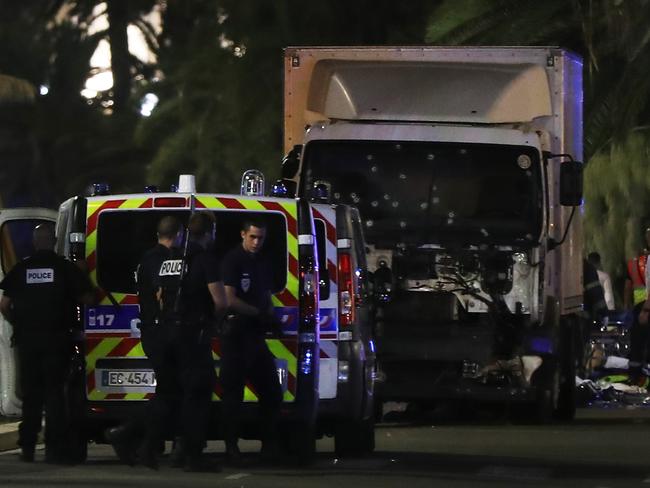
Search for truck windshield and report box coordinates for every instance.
[301,140,543,247]
[95,209,288,294]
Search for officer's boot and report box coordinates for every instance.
[224,439,243,466]
[260,420,282,465]
[17,428,36,462]
[169,436,186,468]
[260,438,281,464]
[183,441,221,473]
[184,453,221,473]
[136,439,160,471]
[105,424,138,466]
[19,443,35,463]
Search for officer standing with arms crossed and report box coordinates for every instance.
[0,223,94,463]
[220,219,283,464]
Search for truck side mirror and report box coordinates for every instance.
[281,144,302,179]
[372,262,393,303]
[559,160,583,206]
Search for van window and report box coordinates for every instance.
[314,219,330,301]
[96,210,288,294]
[0,219,51,274]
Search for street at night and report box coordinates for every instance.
[2,3,650,488]
[2,408,650,488]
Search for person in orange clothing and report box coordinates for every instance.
[627,228,650,383]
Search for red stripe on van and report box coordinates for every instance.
[87,199,127,234]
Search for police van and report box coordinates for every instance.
[56,172,375,461]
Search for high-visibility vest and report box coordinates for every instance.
[627,255,648,304]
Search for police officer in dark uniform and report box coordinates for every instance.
[220,219,283,463]
[135,213,225,471]
[169,211,225,470]
[0,223,93,463]
[106,215,184,465]
[579,258,608,377]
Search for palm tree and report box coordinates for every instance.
[0,1,163,202]
[136,0,441,193]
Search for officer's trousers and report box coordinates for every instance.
[144,325,216,458]
[16,339,69,454]
[111,325,176,449]
[219,330,283,446]
[629,302,649,376]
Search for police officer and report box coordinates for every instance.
[580,258,608,377]
[170,211,226,470]
[106,215,184,466]
[0,223,93,463]
[220,219,283,464]
[136,213,225,471]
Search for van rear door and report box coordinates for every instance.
[311,204,339,399]
[83,194,302,406]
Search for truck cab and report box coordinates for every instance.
[282,46,584,421]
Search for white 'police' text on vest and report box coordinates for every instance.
[26,268,54,284]
[159,260,183,276]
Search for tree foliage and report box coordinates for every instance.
[584,130,650,278]
[0,0,159,205]
[0,0,442,201]
[136,0,439,192]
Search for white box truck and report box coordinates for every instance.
[280,46,584,421]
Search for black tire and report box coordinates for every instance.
[334,417,375,457]
[67,433,88,464]
[373,400,384,423]
[554,318,577,421]
[281,422,316,466]
[518,356,559,425]
[535,362,558,424]
[65,350,88,463]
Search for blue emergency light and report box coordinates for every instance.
[270,180,289,198]
[88,182,110,196]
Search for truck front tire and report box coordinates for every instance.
[281,421,316,465]
[334,417,375,457]
[554,317,577,421]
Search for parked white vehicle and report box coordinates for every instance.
[0,207,58,416]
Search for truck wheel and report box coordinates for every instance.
[67,432,88,464]
[554,319,577,421]
[334,417,375,457]
[281,422,316,466]
[373,400,384,423]
[535,366,558,424]
[524,357,559,425]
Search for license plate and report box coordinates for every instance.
[102,370,156,387]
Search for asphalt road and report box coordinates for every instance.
[1,408,650,488]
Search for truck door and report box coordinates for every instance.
[0,208,58,416]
